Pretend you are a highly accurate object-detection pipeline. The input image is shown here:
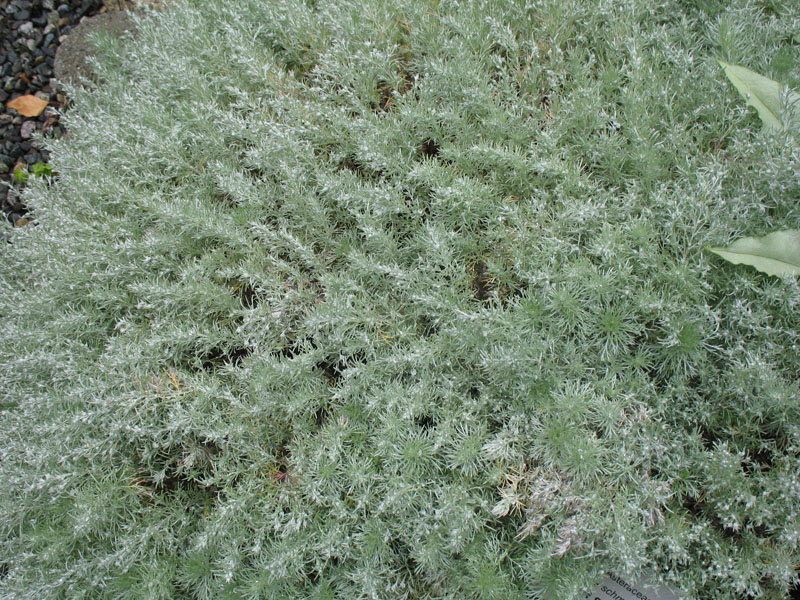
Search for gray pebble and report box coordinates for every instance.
[20,120,36,139]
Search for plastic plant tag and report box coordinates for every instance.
[585,572,684,600]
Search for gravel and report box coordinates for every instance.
[0,0,104,224]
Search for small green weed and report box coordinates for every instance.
[12,162,54,184]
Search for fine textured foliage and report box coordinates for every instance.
[1,1,800,599]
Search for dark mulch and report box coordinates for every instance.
[1,0,104,224]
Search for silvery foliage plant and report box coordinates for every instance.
[1,0,799,598]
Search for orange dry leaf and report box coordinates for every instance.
[7,95,48,117]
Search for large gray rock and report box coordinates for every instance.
[53,11,136,88]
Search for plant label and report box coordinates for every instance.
[586,572,684,600]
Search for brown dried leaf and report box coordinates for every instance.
[7,95,49,117]
[42,117,59,133]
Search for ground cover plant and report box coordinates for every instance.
[1,0,799,598]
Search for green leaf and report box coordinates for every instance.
[717,60,799,131]
[706,230,800,277]
[32,162,52,178]
[12,167,29,184]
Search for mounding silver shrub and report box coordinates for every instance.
[1,0,799,598]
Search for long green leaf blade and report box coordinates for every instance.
[706,230,800,276]
[717,60,799,131]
